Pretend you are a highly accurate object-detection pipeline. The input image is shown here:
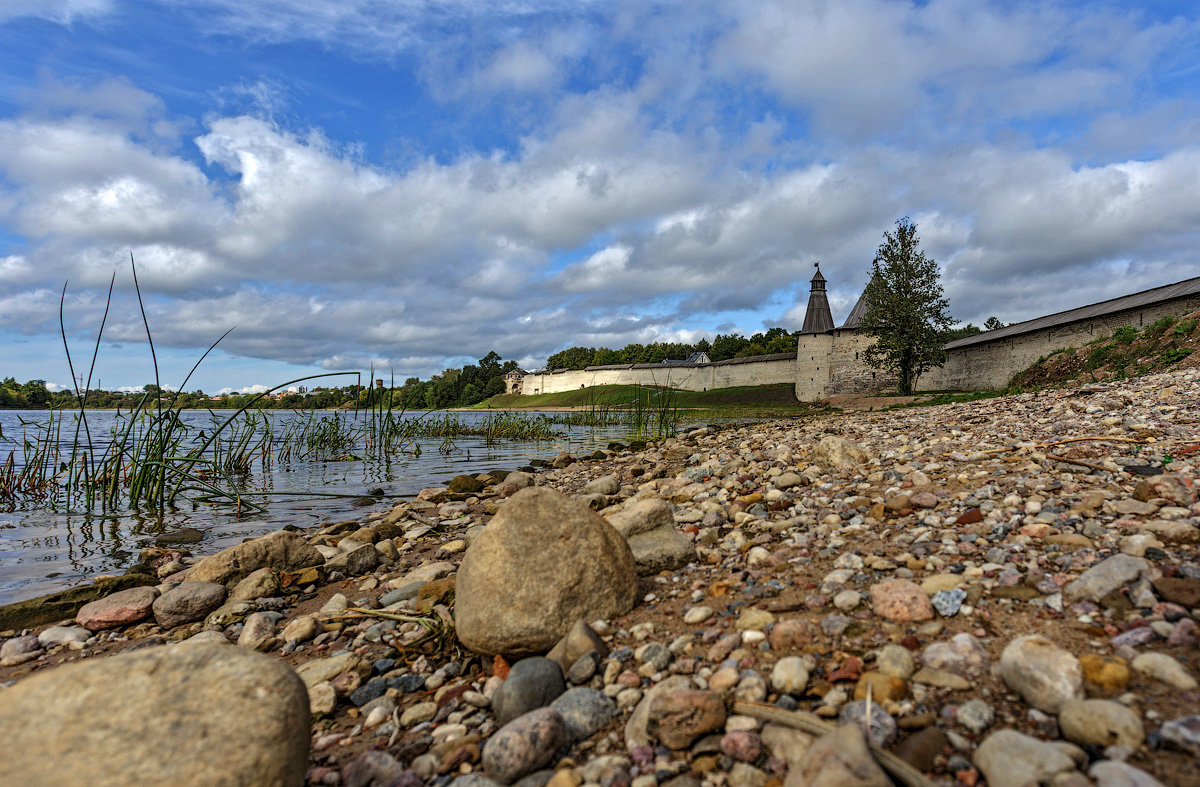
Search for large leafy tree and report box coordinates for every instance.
[860,217,953,394]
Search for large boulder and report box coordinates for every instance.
[0,642,310,786]
[187,531,323,587]
[455,487,638,655]
[606,498,697,575]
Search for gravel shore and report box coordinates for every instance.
[2,367,1198,787]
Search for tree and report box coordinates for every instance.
[859,217,954,394]
[984,316,1006,331]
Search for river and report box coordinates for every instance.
[0,408,645,605]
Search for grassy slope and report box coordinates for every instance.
[1009,311,1199,391]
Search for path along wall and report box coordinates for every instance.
[520,353,795,395]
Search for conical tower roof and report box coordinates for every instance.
[800,264,834,334]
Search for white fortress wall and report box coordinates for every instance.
[520,353,795,395]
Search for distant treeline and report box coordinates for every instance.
[0,377,364,411]
[2,320,998,411]
[544,322,992,371]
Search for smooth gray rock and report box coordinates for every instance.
[0,634,42,665]
[1059,699,1144,748]
[228,568,281,603]
[550,687,618,742]
[1064,554,1150,602]
[605,498,696,575]
[36,626,90,647]
[975,729,1084,787]
[152,581,227,629]
[482,707,568,784]
[546,619,609,674]
[0,642,309,786]
[495,471,534,498]
[581,475,620,495]
[455,487,638,655]
[493,657,567,726]
[996,635,1083,713]
[1088,761,1166,787]
[187,530,323,587]
[1158,714,1200,755]
[324,542,379,576]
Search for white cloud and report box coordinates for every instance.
[0,0,111,24]
[2,3,1200,385]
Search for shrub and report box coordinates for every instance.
[1163,348,1193,365]
[1146,315,1177,337]
[1112,324,1139,344]
[1174,318,1197,337]
[1086,343,1113,369]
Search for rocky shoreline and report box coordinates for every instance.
[2,367,1199,786]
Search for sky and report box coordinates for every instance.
[0,1,1198,394]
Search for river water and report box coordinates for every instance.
[0,409,642,605]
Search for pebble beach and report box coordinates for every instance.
[2,367,1199,787]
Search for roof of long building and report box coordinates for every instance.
[944,275,1200,350]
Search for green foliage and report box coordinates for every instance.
[984,316,1006,331]
[1086,342,1114,369]
[1163,348,1193,365]
[941,323,981,342]
[858,217,954,395]
[1145,315,1177,337]
[1112,324,1140,344]
[542,328,800,371]
[1175,318,1197,336]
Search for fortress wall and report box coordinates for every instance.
[919,293,1200,392]
[798,291,1200,400]
[519,356,794,395]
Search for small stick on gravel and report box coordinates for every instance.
[731,700,934,787]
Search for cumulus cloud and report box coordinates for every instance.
[1,1,1198,386]
[0,0,111,24]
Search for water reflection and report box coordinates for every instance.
[0,409,632,604]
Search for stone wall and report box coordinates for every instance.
[819,290,1200,398]
[518,285,1200,402]
[919,292,1200,391]
[519,353,795,395]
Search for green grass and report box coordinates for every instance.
[477,383,809,412]
[1146,314,1177,338]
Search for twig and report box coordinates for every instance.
[975,436,1151,456]
[317,606,438,624]
[1045,453,1112,473]
[731,700,934,787]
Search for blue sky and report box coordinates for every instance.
[1,1,1198,393]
